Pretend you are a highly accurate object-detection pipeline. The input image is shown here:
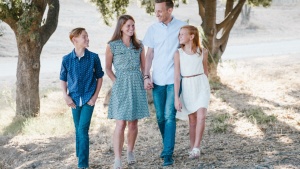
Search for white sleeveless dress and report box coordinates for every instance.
[176,48,211,120]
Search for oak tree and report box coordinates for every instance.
[0,0,59,117]
[92,0,271,79]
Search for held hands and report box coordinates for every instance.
[175,97,182,112]
[143,75,153,90]
[64,95,76,109]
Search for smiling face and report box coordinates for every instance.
[121,19,135,37]
[73,30,89,48]
[179,28,193,45]
[155,2,173,23]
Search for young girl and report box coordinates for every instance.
[174,25,210,159]
[105,15,149,169]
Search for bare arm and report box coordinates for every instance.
[60,80,76,109]
[140,47,146,75]
[144,47,154,90]
[174,50,182,112]
[203,48,209,77]
[105,44,116,82]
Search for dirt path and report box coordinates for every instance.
[1,0,300,169]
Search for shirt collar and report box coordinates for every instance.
[161,16,175,26]
[72,48,89,59]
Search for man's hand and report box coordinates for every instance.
[144,78,154,90]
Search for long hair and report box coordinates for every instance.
[108,15,141,50]
[179,25,203,54]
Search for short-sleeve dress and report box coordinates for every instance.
[176,48,211,120]
[108,39,149,121]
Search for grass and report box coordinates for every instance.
[209,80,222,91]
[244,108,276,125]
[211,113,230,133]
[0,87,74,136]
[1,87,16,112]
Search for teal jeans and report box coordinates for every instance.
[152,84,176,157]
[72,104,94,168]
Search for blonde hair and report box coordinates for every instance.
[179,25,203,54]
[69,27,86,42]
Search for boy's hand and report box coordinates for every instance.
[64,95,76,109]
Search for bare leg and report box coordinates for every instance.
[193,108,207,148]
[188,113,197,151]
[127,120,138,164]
[113,120,127,159]
[127,120,138,152]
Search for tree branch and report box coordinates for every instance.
[0,2,19,31]
[225,0,234,17]
[32,0,47,17]
[39,0,59,46]
[216,0,246,32]
[197,0,205,21]
[204,0,216,32]
[219,1,244,45]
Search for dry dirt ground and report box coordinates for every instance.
[0,53,299,169]
[0,0,300,169]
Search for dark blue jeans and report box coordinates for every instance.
[72,104,94,168]
[152,83,176,156]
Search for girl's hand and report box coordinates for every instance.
[175,98,182,112]
[64,95,76,109]
[144,78,153,90]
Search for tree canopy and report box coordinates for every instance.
[91,0,271,79]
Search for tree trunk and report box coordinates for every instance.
[198,0,246,81]
[16,35,43,117]
[241,4,251,25]
[0,0,60,117]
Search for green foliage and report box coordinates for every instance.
[90,0,188,26]
[248,0,272,7]
[139,0,155,14]
[17,4,39,34]
[90,0,129,26]
[0,1,40,34]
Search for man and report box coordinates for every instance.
[143,0,186,166]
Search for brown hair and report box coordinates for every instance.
[108,15,141,50]
[155,0,174,9]
[179,25,203,54]
[69,27,86,42]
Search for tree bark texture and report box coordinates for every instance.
[16,35,42,117]
[1,0,59,117]
[198,0,246,80]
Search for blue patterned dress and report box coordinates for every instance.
[108,39,149,121]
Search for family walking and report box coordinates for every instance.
[59,0,210,168]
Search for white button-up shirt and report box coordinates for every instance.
[143,17,187,85]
